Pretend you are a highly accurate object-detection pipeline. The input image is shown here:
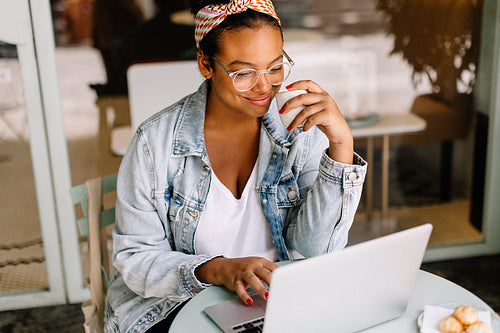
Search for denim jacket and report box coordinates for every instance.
[105,82,367,333]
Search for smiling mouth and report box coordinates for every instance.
[247,94,273,105]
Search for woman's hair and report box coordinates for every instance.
[190,0,282,63]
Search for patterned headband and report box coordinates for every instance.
[194,0,281,48]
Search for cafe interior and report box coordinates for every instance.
[0,0,499,330]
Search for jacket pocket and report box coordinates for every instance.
[276,172,301,208]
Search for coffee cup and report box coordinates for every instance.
[275,89,308,128]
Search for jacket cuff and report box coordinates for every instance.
[180,254,223,297]
[319,150,367,188]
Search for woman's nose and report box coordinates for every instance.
[252,72,272,92]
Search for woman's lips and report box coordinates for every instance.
[246,94,273,106]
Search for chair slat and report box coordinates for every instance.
[102,266,110,289]
[101,173,118,193]
[69,184,89,218]
[70,174,117,226]
[70,174,117,203]
[77,208,115,236]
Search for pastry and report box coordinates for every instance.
[438,316,464,333]
[465,321,494,333]
[453,305,479,325]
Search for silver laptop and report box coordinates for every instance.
[204,223,433,333]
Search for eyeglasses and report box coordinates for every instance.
[211,51,295,92]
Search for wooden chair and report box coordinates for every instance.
[69,173,117,333]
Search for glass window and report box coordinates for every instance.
[0,43,49,293]
[19,0,487,294]
[279,0,485,248]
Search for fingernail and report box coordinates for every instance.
[246,298,253,306]
[286,84,292,90]
[265,292,269,300]
[279,107,284,114]
[287,125,293,131]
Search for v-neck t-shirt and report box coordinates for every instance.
[194,162,279,262]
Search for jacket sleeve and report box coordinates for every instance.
[285,130,367,258]
[112,130,217,300]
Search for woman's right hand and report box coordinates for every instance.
[195,256,278,305]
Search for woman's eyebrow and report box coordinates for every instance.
[228,54,283,68]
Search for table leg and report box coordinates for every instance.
[366,136,374,221]
[382,134,390,232]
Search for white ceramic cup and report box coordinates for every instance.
[275,89,308,128]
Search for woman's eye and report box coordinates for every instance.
[236,71,254,78]
[269,65,283,73]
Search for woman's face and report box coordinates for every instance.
[204,24,284,119]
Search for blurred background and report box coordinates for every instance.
[0,0,499,323]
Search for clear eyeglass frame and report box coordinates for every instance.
[211,51,295,92]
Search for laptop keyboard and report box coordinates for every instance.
[232,317,265,332]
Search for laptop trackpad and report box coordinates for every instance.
[204,293,267,332]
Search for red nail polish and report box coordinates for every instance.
[287,125,293,131]
[265,292,269,300]
[286,84,293,90]
[279,107,284,114]
[246,298,253,306]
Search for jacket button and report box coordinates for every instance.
[272,153,277,158]
[348,172,357,181]
[146,313,155,322]
[262,198,268,203]
[287,190,297,200]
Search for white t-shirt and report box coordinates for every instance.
[194,163,279,262]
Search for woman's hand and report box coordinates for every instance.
[281,81,354,164]
[195,256,278,305]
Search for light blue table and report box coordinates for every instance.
[170,270,499,332]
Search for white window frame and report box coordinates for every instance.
[0,0,87,309]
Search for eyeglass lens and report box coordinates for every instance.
[233,62,292,91]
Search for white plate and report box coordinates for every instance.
[416,302,490,331]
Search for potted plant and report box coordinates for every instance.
[377,0,483,110]
[376,0,484,202]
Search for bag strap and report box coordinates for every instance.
[86,178,105,313]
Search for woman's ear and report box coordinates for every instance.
[197,51,213,79]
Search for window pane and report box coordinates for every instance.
[0,43,49,292]
[41,0,488,294]
[278,0,484,247]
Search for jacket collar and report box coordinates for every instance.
[262,100,302,147]
[172,81,302,158]
[172,82,208,158]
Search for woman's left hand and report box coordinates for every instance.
[281,81,353,164]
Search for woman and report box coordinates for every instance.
[105,0,367,332]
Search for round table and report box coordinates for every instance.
[169,270,499,332]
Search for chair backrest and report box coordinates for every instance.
[126,60,203,130]
[70,173,117,332]
[69,173,117,289]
